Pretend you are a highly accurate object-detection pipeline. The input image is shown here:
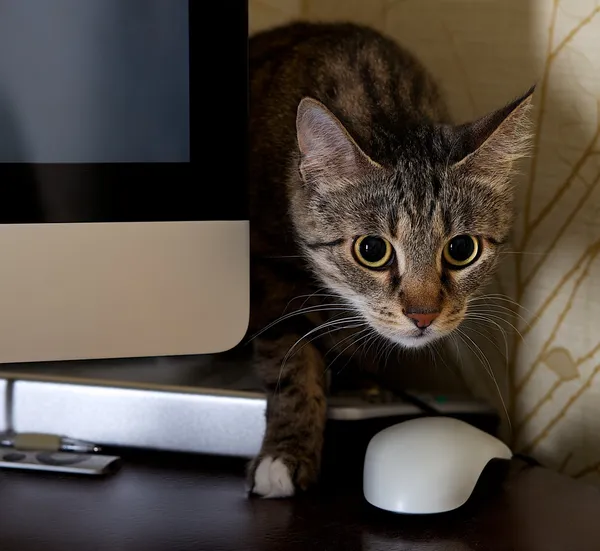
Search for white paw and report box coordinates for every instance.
[252,456,295,498]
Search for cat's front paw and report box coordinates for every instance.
[247,453,319,498]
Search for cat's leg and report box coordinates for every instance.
[248,333,327,498]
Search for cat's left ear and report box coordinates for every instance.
[445,85,535,188]
[296,97,381,191]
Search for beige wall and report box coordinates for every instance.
[249,0,600,483]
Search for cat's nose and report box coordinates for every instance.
[403,310,440,329]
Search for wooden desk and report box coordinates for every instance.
[1,451,599,550]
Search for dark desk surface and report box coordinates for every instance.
[1,450,600,551]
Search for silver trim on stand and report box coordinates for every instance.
[0,355,497,458]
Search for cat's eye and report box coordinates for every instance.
[353,235,394,270]
[443,235,480,269]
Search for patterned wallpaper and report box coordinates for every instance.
[249,0,600,483]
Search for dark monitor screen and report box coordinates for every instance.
[0,0,247,223]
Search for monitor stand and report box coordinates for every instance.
[0,352,499,459]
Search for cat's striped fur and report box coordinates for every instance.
[247,21,533,497]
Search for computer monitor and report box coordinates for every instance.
[0,1,249,363]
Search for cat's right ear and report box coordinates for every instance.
[445,86,535,190]
[296,97,381,191]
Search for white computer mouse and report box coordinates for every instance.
[363,416,512,515]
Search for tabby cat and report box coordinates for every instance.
[247,21,533,498]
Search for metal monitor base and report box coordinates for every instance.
[0,354,499,459]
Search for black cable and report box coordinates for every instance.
[395,389,443,416]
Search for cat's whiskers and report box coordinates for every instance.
[281,316,365,367]
[456,327,512,435]
[298,292,346,311]
[449,332,465,373]
[465,312,515,365]
[379,336,396,368]
[337,329,380,376]
[460,303,531,431]
[467,295,530,320]
[275,317,368,394]
[429,339,462,382]
[468,295,527,322]
[478,321,511,400]
[262,255,304,259]
[283,288,340,313]
[497,251,548,256]
[324,328,373,375]
[426,342,440,379]
[373,333,392,367]
[323,325,369,358]
[247,303,353,343]
[467,304,530,329]
[468,298,526,315]
[461,323,508,361]
[382,337,397,369]
[464,315,514,360]
[464,307,534,391]
[456,327,497,384]
[370,331,396,372]
[466,311,526,342]
[364,329,383,362]
[469,293,531,315]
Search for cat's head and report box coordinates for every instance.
[290,88,534,348]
